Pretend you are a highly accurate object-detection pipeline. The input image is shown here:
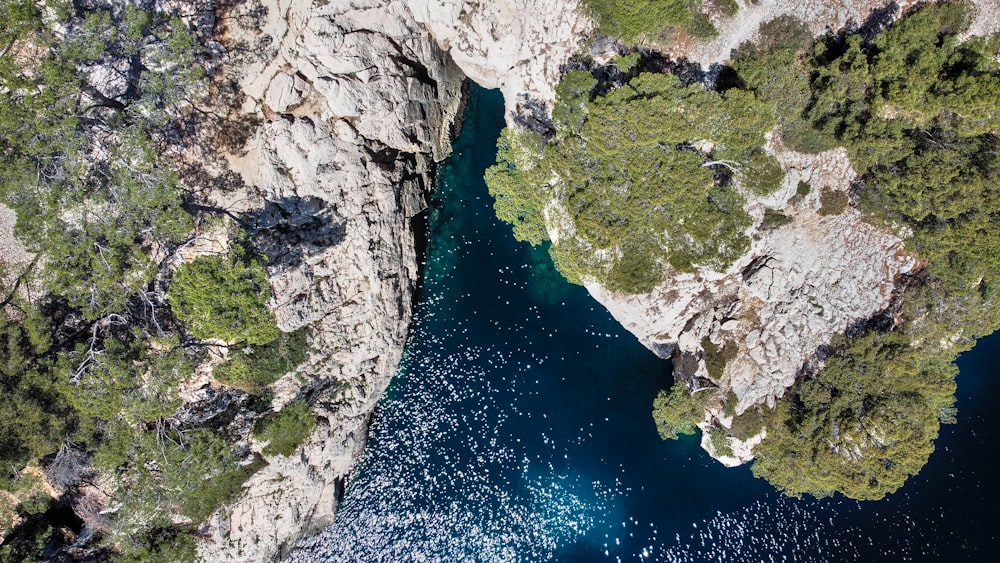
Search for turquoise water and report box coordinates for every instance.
[293,86,999,561]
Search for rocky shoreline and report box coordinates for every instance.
[194,1,588,559]
[2,0,996,559]
[192,0,1000,559]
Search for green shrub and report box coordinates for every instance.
[780,121,839,154]
[818,189,849,216]
[551,70,598,134]
[104,427,262,557]
[60,336,192,430]
[484,129,550,246]
[721,390,737,418]
[740,150,785,195]
[760,208,792,231]
[728,407,766,440]
[117,528,198,563]
[753,15,812,52]
[611,52,642,76]
[169,249,279,345]
[255,400,316,457]
[0,306,73,473]
[687,12,718,40]
[585,0,698,43]
[702,336,736,381]
[214,329,309,390]
[708,427,733,456]
[605,240,666,294]
[752,332,955,500]
[132,429,255,521]
[731,16,834,156]
[652,383,713,440]
[711,0,738,17]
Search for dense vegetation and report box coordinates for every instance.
[490,1,1000,500]
[752,331,957,499]
[214,328,309,390]
[584,0,733,44]
[744,2,1000,500]
[254,400,316,457]
[169,249,280,346]
[652,383,711,440]
[0,0,197,320]
[486,60,782,293]
[0,1,311,559]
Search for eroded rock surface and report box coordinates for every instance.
[587,145,912,459]
[404,0,593,123]
[196,0,592,560]
[198,0,465,559]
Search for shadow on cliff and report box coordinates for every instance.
[242,196,346,271]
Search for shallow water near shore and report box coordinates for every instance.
[292,86,1000,562]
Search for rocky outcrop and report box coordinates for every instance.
[403,0,592,122]
[579,0,999,466]
[586,142,913,464]
[196,0,592,560]
[197,1,465,560]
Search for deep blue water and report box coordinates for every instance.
[293,86,1000,562]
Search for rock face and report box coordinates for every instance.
[586,143,912,452]
[196,0,591,560]
[579,0,1000,466]
[403,0,592,122]
[198,1,464,559]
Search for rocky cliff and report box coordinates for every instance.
[196,0,588,560]
[196,1,463,558]
[197,0,999,558]
[578,0,1000,464]
[586,141,914,464]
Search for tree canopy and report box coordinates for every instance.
[652,383,712,440]
[0,1,200,319]
[169,249,279,346]
[736,2,1000,500]
[489,2,1000,500]
[0,2,298,558]
[752,332,956,499]
[486,67,781,293]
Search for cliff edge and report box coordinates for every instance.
[195,0,589,560]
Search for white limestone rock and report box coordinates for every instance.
[405,0,594,122]
[198,0,597,558]
[197,1,469,560]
